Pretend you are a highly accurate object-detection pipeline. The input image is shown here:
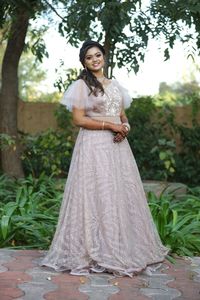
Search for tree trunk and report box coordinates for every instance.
[0,8,30,178]
[103,32,115,79]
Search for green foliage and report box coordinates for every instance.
[158,81,200,106]
[54,66,80,93]
[20,129,74,177]
[0,173,64,248]
[0,174,199,256]
[0,133,16,150]
[126,96,200,186]
[174,124,200,185]
[126,98,169,180]
[148,186,200,256]
[151,138,176,180]
[59,0,150,76]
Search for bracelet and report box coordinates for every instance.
[102,121,105,130]
[122,122,130,131]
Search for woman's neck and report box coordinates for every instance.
[92,70,105,78]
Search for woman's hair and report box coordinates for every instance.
[77,40,106,96]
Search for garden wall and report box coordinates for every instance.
[17,100,200,134]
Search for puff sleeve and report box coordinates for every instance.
[113,79,133,109]
[60,79,90,111]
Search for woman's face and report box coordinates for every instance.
[84,46,105,73]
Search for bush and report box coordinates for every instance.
[126,97,200,185]
[20,129,74,177]
[148,185,200,256]
[0,173,64,248]
[126,98,175,181]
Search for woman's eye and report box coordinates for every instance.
[96,54,101,57]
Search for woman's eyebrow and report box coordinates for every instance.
[85,52,101,58]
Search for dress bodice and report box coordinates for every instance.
[60,79,132,115]
[86,82,123,118]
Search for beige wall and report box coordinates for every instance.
[18,100,59,134]
[17,100,200,134]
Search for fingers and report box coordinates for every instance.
[121,124,129,135]
[113,133,125,143]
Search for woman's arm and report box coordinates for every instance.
[120,108,129,124]
[113,109,130,143]
[72,107,128,135]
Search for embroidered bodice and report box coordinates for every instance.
[61,79,132,116]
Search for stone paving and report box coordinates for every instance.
[0,249,199,300]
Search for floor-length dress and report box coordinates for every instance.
[41,79,169,277]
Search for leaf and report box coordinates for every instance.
[159,152,167,160]
[164,48,170,61]
[1,215,10,239]
[172,210,178,227]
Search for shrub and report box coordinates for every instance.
[20,129,74,177]
[0,173,64,248]
[126,97,200,185]
[148,185,200,256]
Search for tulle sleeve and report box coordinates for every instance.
[60,79,90,111]
[113,80,133,109]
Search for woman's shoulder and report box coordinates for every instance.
[67,79,89,91]
[109,79,124,89]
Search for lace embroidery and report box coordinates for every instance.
[102,85,122,116]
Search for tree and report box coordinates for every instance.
[150,0,200,60]
[0,5,30,177]
[59,0,151,77]
[0,0,48,177]
[1,0,200,178]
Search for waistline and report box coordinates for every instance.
[90,116,121,124]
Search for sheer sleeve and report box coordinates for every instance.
[60,79,90,111]
[113,80,133,109]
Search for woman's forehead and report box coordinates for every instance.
[85,46,102,56]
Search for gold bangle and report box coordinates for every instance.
[102,121,105,130]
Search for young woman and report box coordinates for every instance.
[41,40,168,277]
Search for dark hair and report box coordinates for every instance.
[77,40,106,96]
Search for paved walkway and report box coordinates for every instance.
[0,249,199,300]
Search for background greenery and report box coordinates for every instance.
[11,94,199,187]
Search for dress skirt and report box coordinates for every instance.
[41,127,168,277]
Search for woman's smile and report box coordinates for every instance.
[84,46,105,72]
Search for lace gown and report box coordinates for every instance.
[41,79,168,277]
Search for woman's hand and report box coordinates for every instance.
[110,123,129,136]
[113,132,126,143]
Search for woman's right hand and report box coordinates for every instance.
[110,123,128,136]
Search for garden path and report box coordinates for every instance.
[0,249,199,300]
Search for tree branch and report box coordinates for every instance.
[42,0,66,22]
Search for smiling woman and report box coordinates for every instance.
[41,40,169,278]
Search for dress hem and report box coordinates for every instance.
[40,257,167,278]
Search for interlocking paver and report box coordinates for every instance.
[165,258,200,300]
[0,250,199,300]
[0,249,15,273]
[79,274,119,300]
[44,272,88,300]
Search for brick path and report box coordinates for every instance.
[0,249,199,300]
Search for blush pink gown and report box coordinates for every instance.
[41,79,168,277]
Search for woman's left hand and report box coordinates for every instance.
[113,132,126,143]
